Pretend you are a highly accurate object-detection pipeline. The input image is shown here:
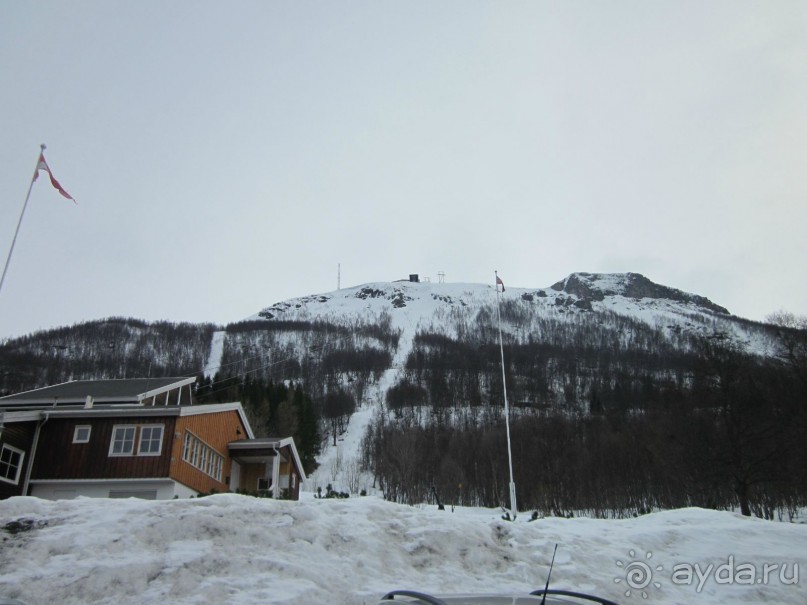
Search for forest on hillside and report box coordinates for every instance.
[395,297,775,411]
[0,315,401,474]
[363,317,807,520]
[0,318,216,394]
[219,315,398,398]
[194,374,322,474]
[2,304,804,520]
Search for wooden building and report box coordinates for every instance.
[0,377,306,500]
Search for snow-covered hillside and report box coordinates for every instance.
[236,273,781,497]
[1,495,804,605]
[248,273,776,359]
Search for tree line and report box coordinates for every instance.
[0,318,216,394]
[195,374,322,473]
[402,329,706,413]
[363,329,807,520]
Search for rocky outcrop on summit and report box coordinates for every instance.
[551,272,729,315]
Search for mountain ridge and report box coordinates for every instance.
[255,271,731,320]
[549,272,729,314]
[2,272,802,519]
[248,271,768,360]
[0,271,777,398]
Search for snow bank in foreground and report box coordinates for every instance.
[1,495,805,605]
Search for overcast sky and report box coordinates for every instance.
[1,1,805,339]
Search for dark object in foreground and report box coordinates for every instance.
[379,588,620,605]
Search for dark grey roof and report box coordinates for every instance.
[0,377,196,407]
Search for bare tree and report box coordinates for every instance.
[767,310,807,386]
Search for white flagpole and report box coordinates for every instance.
[0,145,45,298]
[495,270,517,520]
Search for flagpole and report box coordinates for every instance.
[495,270,517,520]
[0,145,45,299]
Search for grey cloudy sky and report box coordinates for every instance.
[1,1,805,339]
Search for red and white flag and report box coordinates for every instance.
[33,151,75,202]
[496,275,505,292]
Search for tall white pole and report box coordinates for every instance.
[0,145,44,298]
[495,270,517,520]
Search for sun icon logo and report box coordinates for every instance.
[614,549,664,599]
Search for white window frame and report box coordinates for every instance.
[182,432,192,461]
[181,431,225,481]
[73,425,92,444]
[108,425,137,457]
[201,447,209,474]
[191,440,200,467]
[137,424,164,456]
[0,443,25,485]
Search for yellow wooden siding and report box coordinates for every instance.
[240,462,266,492]
[169,410,248,495]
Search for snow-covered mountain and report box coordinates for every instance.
[247,272,772,353]
[259,272,731,322]
[0,271,780,415]
[197,271,779,432]
[215,273,782,502]
[203,272,775,387]
[1,273,802,520]
[1,272,776,397]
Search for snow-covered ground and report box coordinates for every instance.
[1,495,804,605]
[304,363,398,497]
[251,278,777,360]
[203,330,227,378]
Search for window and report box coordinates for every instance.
[0,444,25,485]
[201,447,209,474]
[137,425,164,456]
[73,425,91,443]
[181,431,224,481]
[191,440,200,467]
[108,424,166,457]
[182,432,192,460]
[109,425,136,456]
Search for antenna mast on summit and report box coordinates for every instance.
[337,263,341,290]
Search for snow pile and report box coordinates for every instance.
[1,495,804,605]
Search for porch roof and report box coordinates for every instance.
[228,437,306,481]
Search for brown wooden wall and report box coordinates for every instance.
[0,421,37,499]
[240,462,267,492]
[32,416,176,480]
[169,410,249,495]
[239,450,301,499]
